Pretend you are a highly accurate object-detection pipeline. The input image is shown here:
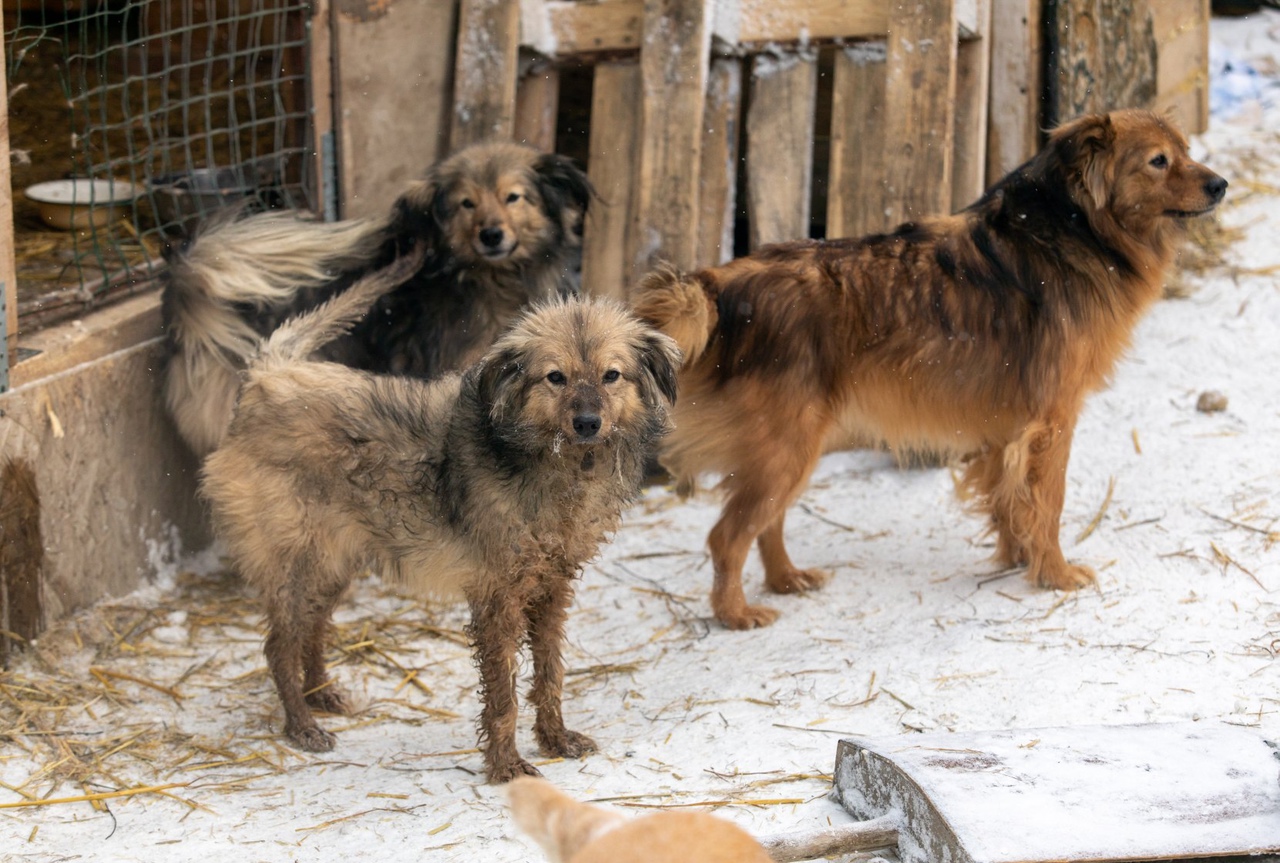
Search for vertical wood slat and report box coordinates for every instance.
[581,62,642,300]
[827,43,888,238]
[1,7,17,362]
[883,0,959,225]
[986,0,1042,182]
[308,0,336,218]
[633,0,713,274]
[745,53,817,248]
[334,0,459,218]
[951,0,992,207]
[451,0,521,149]
[697,58,742,267]
[514,65,560,151]
[1048,0,1156,126]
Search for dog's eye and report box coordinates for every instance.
[547,371,566,385]
[461,198,476,209]
[602,369,621,383]
[506,192,521,204]
[1148,154,1168,169]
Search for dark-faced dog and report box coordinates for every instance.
[632,109,1227,629]
[200,250,680,782]
[164,140,593,457]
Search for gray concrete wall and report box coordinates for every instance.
[0,293,210,655]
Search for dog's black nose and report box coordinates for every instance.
[479,227,505,248]
[573,413,602,439]
[1205,175,1228,203]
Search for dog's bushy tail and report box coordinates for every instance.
[630,263,717,367]
[256,243,426,370]
[164,211,388,456]
[507,777,624,863]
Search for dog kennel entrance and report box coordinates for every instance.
[3,0,318,339]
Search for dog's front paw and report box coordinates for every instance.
[716,603,781,630]
[765,566,831,594]
[1036,562,1096,591]
[286,723,337,752]
[488,757,543,785]
[539,728,598,760]
[306,686,350,715]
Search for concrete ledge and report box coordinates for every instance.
[0,292,210,655]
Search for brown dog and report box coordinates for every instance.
[508,777,773,863]
[165,140,592,457]
[200,254,679,781]
[632,109,1227,629]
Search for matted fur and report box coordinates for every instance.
[201,279,680,781]
[508,777,773,863]
[632,109,1227,629]
[164,140,593,457]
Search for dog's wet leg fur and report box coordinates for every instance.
[758,511,832,595]
[262,569,339,752]
[302,584,350,716]
[468,577,540,782]
[527,575,597,760]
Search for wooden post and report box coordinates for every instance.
[746,52,817,248]
[309,0,337,219]
[882,0,959,225]
[1,9,17,373]
[986,0,1042,182]
[632,0,714,274]
[581,62,642,300]
[951,0,992,209]
[1047,0,1156,126]
[334,0,458,219]
[697,58,742,267]
[451,0,521,149]
[514,64,560,151]
[827,43,888,238]
[1154,0,1210,134]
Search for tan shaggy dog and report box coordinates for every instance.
[200,254,680,782]
[632,109,1227,629]
[165,140,592,457]
[508,777,773,863]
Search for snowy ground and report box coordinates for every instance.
[4,11,1280,863]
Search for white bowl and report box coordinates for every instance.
[25,179,140,230]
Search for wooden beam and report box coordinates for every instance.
[1047,0,1156,125]
[697,57,742,266]
[1,8,17,371]
[514,64,560,151]
[309,0,337,219]
[334,0,458,219]
[632,0,713,273]
[882,0,959,224]
[746,52,817,247]
[952,0,992,208]
[827,43,887,238]
[1154,2,1209,134]
[985,0,1042,182]
[451,0,521,149]
[581,61,642,300]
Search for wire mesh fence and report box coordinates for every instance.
[5,0,316,332]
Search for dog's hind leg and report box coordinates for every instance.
[469,578,539,783]
[302,582,350,717]
[527,575,597,762]
[996,418,1095,591]
[759,510,833,595]
[962,447,1029,568]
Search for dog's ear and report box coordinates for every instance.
[389,176,448,249]
[476,345,526,422]
[1053,113,1115,211]
[635,330,682,407]
[533,153,595,239]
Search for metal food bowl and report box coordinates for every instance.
[25,178,141,231]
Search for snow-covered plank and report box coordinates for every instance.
[697,57,742,267]
[452,0,521,149]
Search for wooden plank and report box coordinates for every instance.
[450,0,520,149]
[334,0,458,219]
[697,58,742,266]
[1153,0,1205,44]
[581,61,641,300]
[986,0,1042,181]
[514,64,560,151]
[1156,14,1209,133]
[828,43,888,238]
[309,0,336,219]
[1,8,17,367]
[952,0,992,209]
[745,52,817,247]
[882,0,959,225]
[632,0,713,273]
[1047,0,1156,125]
[737,0,886,43]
